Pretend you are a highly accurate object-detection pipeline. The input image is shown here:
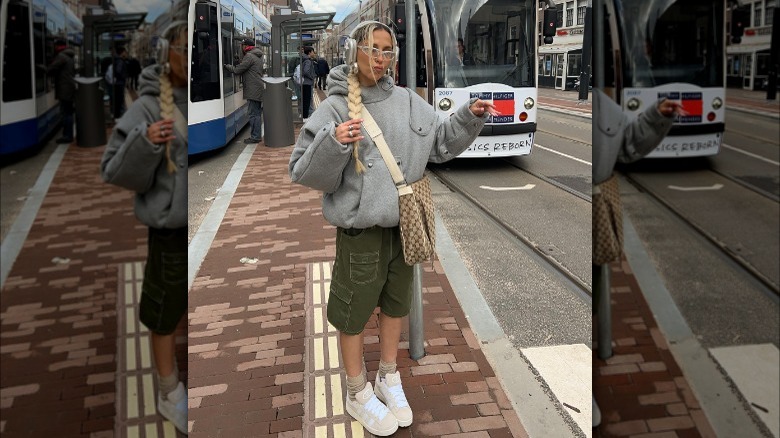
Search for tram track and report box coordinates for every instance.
[622,171,780,297]
[536,127,592,147]
[429,167,593,303]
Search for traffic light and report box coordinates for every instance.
[394,2,406,40]
[542,8,557,44]
[731,7,750,44]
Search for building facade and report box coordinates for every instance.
[538,0,586,90]
[726,0,776,90]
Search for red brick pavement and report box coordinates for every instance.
[593,260,716,438]
[0,143,187,437]
[187,135,529,437]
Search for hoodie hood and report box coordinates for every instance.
[326,64,395,104]
[137,64,187,115]
[138,64,162,97]
[247,47,263,60]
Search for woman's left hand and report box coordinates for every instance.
[469,99,500,117]
[147,118,175,144]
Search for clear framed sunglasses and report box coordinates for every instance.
[358,46,395,61]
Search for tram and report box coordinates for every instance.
[188,0,272,155]
[603,0,727,158]
[399,0,551,158]
[1,0,82,157]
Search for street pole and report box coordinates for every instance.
[592,0,612,361]
[767,7,778,100]
[406,0,425,362]
[579,0,592,101]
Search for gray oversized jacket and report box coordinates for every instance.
[593,89,674,184]
[289,64,488,229]
[225,47,265,101]
[101,65,187,229]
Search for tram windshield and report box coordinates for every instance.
[619,0,724,87]
[429,0,536,88]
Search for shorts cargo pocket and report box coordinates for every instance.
[139,282,165,332]
[161,251,187,284]
[350,252,379,284]
[327,279,354,333]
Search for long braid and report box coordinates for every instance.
[159,68,176,174]
[347,69,365,174]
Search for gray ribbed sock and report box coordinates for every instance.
[158,362,179,399]
[346,372,367,401]
[378,360,397,380]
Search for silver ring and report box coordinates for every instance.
[349,131,354,138]
[348,124,353,132]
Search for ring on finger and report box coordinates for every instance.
[349,131,354,138]
[348,124,353,132]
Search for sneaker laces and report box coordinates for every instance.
[386,383,410,409]
[363,394,390,420]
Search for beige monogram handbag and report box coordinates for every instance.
[359,106,435,266]
[592,174,623,265]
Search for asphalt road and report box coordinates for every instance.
[618,107,780,349]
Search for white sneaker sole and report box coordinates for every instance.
[345,401,399,436]
[374,390,413,427]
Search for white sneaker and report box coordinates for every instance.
[158,381,188,435]
[593,396,601,427]
[345,382,398,436]
[375,371,413,427]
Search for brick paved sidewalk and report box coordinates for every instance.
[0,144,187,437]
[187,138,529,437]
[593,259,716,438]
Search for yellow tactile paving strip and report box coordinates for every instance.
[115,262,181,438]
[304,261,371,437]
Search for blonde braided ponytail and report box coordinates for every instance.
[158,67,176,174]
[346,69,365,174]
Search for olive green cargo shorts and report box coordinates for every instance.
[139,227,187,335]
[327,226,414,335]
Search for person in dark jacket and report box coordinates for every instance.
[112,46,129,119]
[47,40,76,144]
[127,56,142,91]
[100,20,189,435]
[224,40,266,143]
[315,56,330,90]
[301,46,317,120]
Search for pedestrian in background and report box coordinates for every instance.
[224,39,265,144]
[47,39,76,144]
[100,20,189,436]
[315,55,330,90]
[289,20,497,436]
[127,56,142,91]
[112,46,129,119]
[300,46,317,120]
[288,46,303,102]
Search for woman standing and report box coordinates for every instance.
[289,21,498,436]
[100,20,188,435]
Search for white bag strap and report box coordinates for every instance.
[353,101,411,194]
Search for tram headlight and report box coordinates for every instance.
[438,98,453,111]
[712,97,723,110]
[524,97,535,109]
[626,98,641,111]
